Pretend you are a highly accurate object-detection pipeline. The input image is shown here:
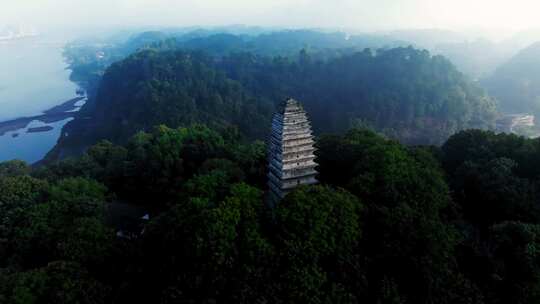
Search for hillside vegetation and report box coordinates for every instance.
[51,32,497,160]
[3,127,540,303]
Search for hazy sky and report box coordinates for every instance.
[2,0,540,32]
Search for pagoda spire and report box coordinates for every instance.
[268,98,318,203]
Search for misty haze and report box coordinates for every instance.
[3,1,540,303]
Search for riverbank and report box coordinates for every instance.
[0,96,85,136]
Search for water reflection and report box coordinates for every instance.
[0,118,73,164]
[0,36,77,163]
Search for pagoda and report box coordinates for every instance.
[268,98,318,202]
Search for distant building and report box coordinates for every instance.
[496,114,535,133]
[267,98,318,203]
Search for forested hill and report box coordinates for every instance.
[49,41,496,160]
[62,30,405,101]
[5,127,540,303]
[482,42,540,116]
[155,30,405,57]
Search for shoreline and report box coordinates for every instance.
[0,96,85,136]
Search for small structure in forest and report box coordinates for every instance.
[495,113,535,134]
[267,98,318,203]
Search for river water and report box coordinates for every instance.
[0,36,78,163]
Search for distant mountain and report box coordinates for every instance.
[501,29,540,52]
[67,27,520,79]
[380,30,515,78]
[142,29,407,58]
[482,42,540,115]
[66,27,540,80]
[383,29,468,49]
[432,39,514,79]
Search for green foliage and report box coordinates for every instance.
[8,178,109,268]
[40,125,266,209]
[317,129,465,303]
[0,176,48,212]
[60,217,114,266]
[7,25,529,304]
[277,185,362,261]
[0,160,30,178]
[440,129,540,303]
[6,125,540,303]
[2,261,109,304]
[116,124,229,204]
[94,50,272,142]
[47,177,107,218]
[489,222,540,304]
[0,176,49,265]
[453,158,537,226]
[218,46,496,145]
[181,169,237,203]
[275,185,363,303]
[141,183,273,303]
[53,35,497,161]
[442,130,540,227]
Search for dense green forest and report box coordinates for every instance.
[13,30,534,303]
[3,126,540,303]
[62,29,404,95]
[51,31,497,160]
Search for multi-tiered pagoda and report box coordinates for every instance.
[268,98,318,202]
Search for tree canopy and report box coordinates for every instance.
[7,126,540,303]
[51,32,497,162]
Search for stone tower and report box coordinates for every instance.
[268,98,318,202]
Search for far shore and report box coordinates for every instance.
[0,96,85,136]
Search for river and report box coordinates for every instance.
[0,36,79,163]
